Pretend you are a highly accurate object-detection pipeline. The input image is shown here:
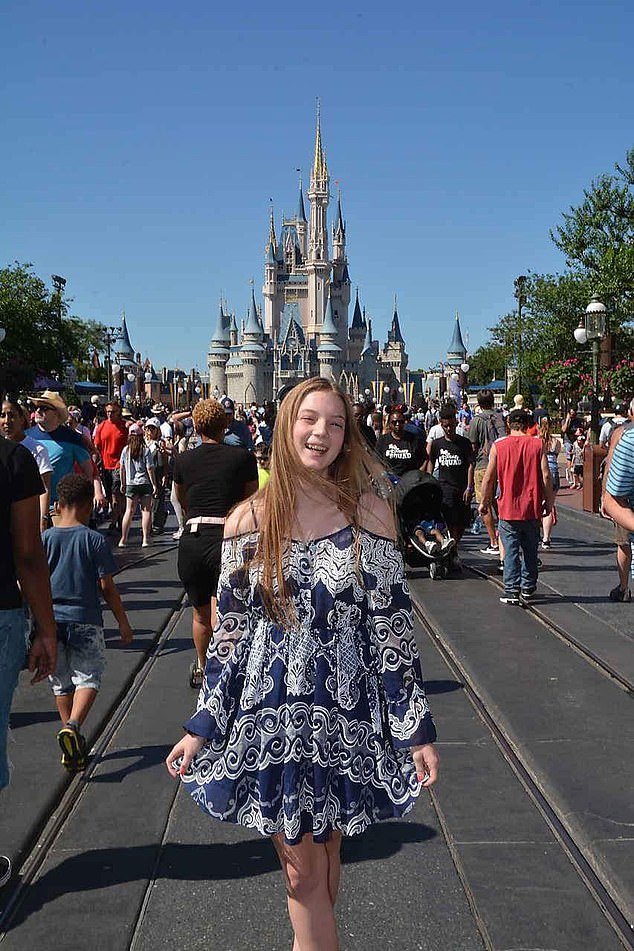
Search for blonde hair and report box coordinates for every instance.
[252,377,388,623]
[192,399,226,439]
[538,415,552,446]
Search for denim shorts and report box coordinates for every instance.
[49,622,106,696]
[0,608,28,790]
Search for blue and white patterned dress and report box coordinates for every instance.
[181,525,436,844]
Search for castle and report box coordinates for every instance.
[207,110,411,405]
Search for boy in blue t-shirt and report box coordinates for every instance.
[42,474,133,772]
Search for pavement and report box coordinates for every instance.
[1,504,632,950]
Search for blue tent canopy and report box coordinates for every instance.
[74,381,108,395]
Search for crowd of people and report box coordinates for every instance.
[2,378,633,949]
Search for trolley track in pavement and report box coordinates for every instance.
[464,559,634,697]
[0,543,185,940]
[411,591,634,950]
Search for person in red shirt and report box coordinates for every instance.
[478,409,554,606]
[94,402,129,531]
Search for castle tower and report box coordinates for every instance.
[330,192,351,352]
[347,288,366,364]
[263,205,278,336]
[240,289,266,403]
[381,297,408,386]
[207,302,231,396]
[296,179,307,259]
[446,311,467,366]
[306,104,331,336]
[317,295,342,382]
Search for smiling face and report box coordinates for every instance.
[292,390,346,474]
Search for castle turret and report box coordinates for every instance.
[263,205,278,335]
[207,302,231,397]
[317,295,342,382]
[240,289,266,403]
[446,311,467,366]
[381,297,408,387]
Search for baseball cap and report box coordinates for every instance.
[90,395,100,405]
[145,417,161,428]
[613,402,627,416]
[129,424,143,435]
[221,397,235,413]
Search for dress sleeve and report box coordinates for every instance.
[362,534,436,748]
[184,533,253,740]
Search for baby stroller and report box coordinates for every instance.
[391,470,455,578]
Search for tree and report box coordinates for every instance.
[467,342,509,386]
[551,147,634,328]
[0,262,107,395]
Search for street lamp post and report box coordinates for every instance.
[514,275,527,398]
[460,360,470,402]
[103,326,120,402]
[573,294,608,445]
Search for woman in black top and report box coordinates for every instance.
[172,400,258,686]
[375,410,426,477]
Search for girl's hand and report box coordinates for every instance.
[165,733,206,778]
[411,743,440,788]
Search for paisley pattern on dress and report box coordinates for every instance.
[181,525,436,844]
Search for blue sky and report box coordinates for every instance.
[2,0,633,375]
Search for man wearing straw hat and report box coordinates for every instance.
[27,390,95,510]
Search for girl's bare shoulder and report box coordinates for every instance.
[224,496,262,539]
[357,491,397,541]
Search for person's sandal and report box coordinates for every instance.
[189,662,204,688]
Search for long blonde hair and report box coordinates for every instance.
[252,377,388,623]
[538,416,552,447]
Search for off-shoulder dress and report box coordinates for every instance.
[180,525,436,844]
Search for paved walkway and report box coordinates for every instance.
[1,508,632,950]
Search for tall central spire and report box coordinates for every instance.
[312,98,328,183]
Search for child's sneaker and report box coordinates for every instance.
[57,725,88,773]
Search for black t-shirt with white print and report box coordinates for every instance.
[375,431,427,477]
[428,435,474,505]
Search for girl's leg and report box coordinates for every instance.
[272,833,339,951]
[191,603,213,671]
[325,832,343,905]
[120,497,135,544]
[140,495,152,544]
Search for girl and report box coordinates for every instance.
[166,378,438,951]
[118,425,157,547]
[538,417,562,548]
[571,429,586,490]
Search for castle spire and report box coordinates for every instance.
[312,98,328,182]
[350,288,364,330]
[387,298,405,344]
[447,311,467,363]
[268,203,277,251]
[297,180,307,222]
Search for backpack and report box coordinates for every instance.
[481,411,505,459]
